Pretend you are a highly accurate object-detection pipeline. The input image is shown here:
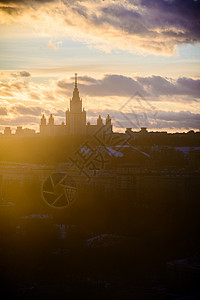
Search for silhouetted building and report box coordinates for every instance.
[4,127,12,135]
[140,127,148,135]
[66,73,86,135]
[16,127,36,136]
[1,74,200,138]
[40,73,112,136]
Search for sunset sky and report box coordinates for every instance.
[0,0,200,133]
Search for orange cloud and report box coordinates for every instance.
[0,73,199,132]
[0,0,200,55]
[47,39,62,51]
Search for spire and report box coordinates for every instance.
[49,114,54,125]
[72,73,80,98]
[75,73,78,88]
[70,72,82,112]
[106,114,111,125]
[97,114,103,126]
[41,114,46,125]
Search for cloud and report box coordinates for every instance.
[57,74,200,99]
[47,39,62,51]
[20,71,31,77]
[1,104,199,132]
[52,109,65,117]
[0,77,58,102]
[150,110,200,130]
[29,92,41,100]
[0,107,7,115]
[10,104,65,118]
[77,76,98,84]
[0,73,199,132]
[0,115,39,126]
[11,105,47,116]
[0,102,66,132]
[11,71,31,78]
[0,0,199,55]
[137,76,200,98]
[87,109,200,131]
[57,74,146,97]
[1,74,199,105]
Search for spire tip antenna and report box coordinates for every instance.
[75,73,78,88]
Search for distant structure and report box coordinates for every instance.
[40,73,113,136]
[2,126,36,136]
[1,73,199,137]
[16,127,35,136]
[4,127,12,136]
[66,72,86,135]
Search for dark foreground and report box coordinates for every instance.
[1,202,200,300]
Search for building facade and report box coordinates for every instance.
[40,73,112,136]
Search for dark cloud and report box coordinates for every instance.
[76,76,98,84]
[58,74,200,99]
[176,77,200,98]
[148,110,200,123]
[10,104,64,118]
[20,71,31,77]
[58,74,146,97]
[137,76,200,98]
[137,76,176,96]
[87,109,200,130]
[101,4,153,36]
[0,0,56,3]
[1,0,199,54]
[140,0,200,43]
[83,0,200,52]
[11,105,48,116]
[11,71,31,78]
[0,6,23,15]
[0,0,56,16]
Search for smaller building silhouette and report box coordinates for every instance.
[4,127,12,135]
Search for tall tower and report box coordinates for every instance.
[105,114,112,135]
[48,114,55,136]
[66,73,86,135]
[41,114,46,125]
[97,115,103,127]
[49,114,54,125]
[70,73,82,113]
[40,114,46,136]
